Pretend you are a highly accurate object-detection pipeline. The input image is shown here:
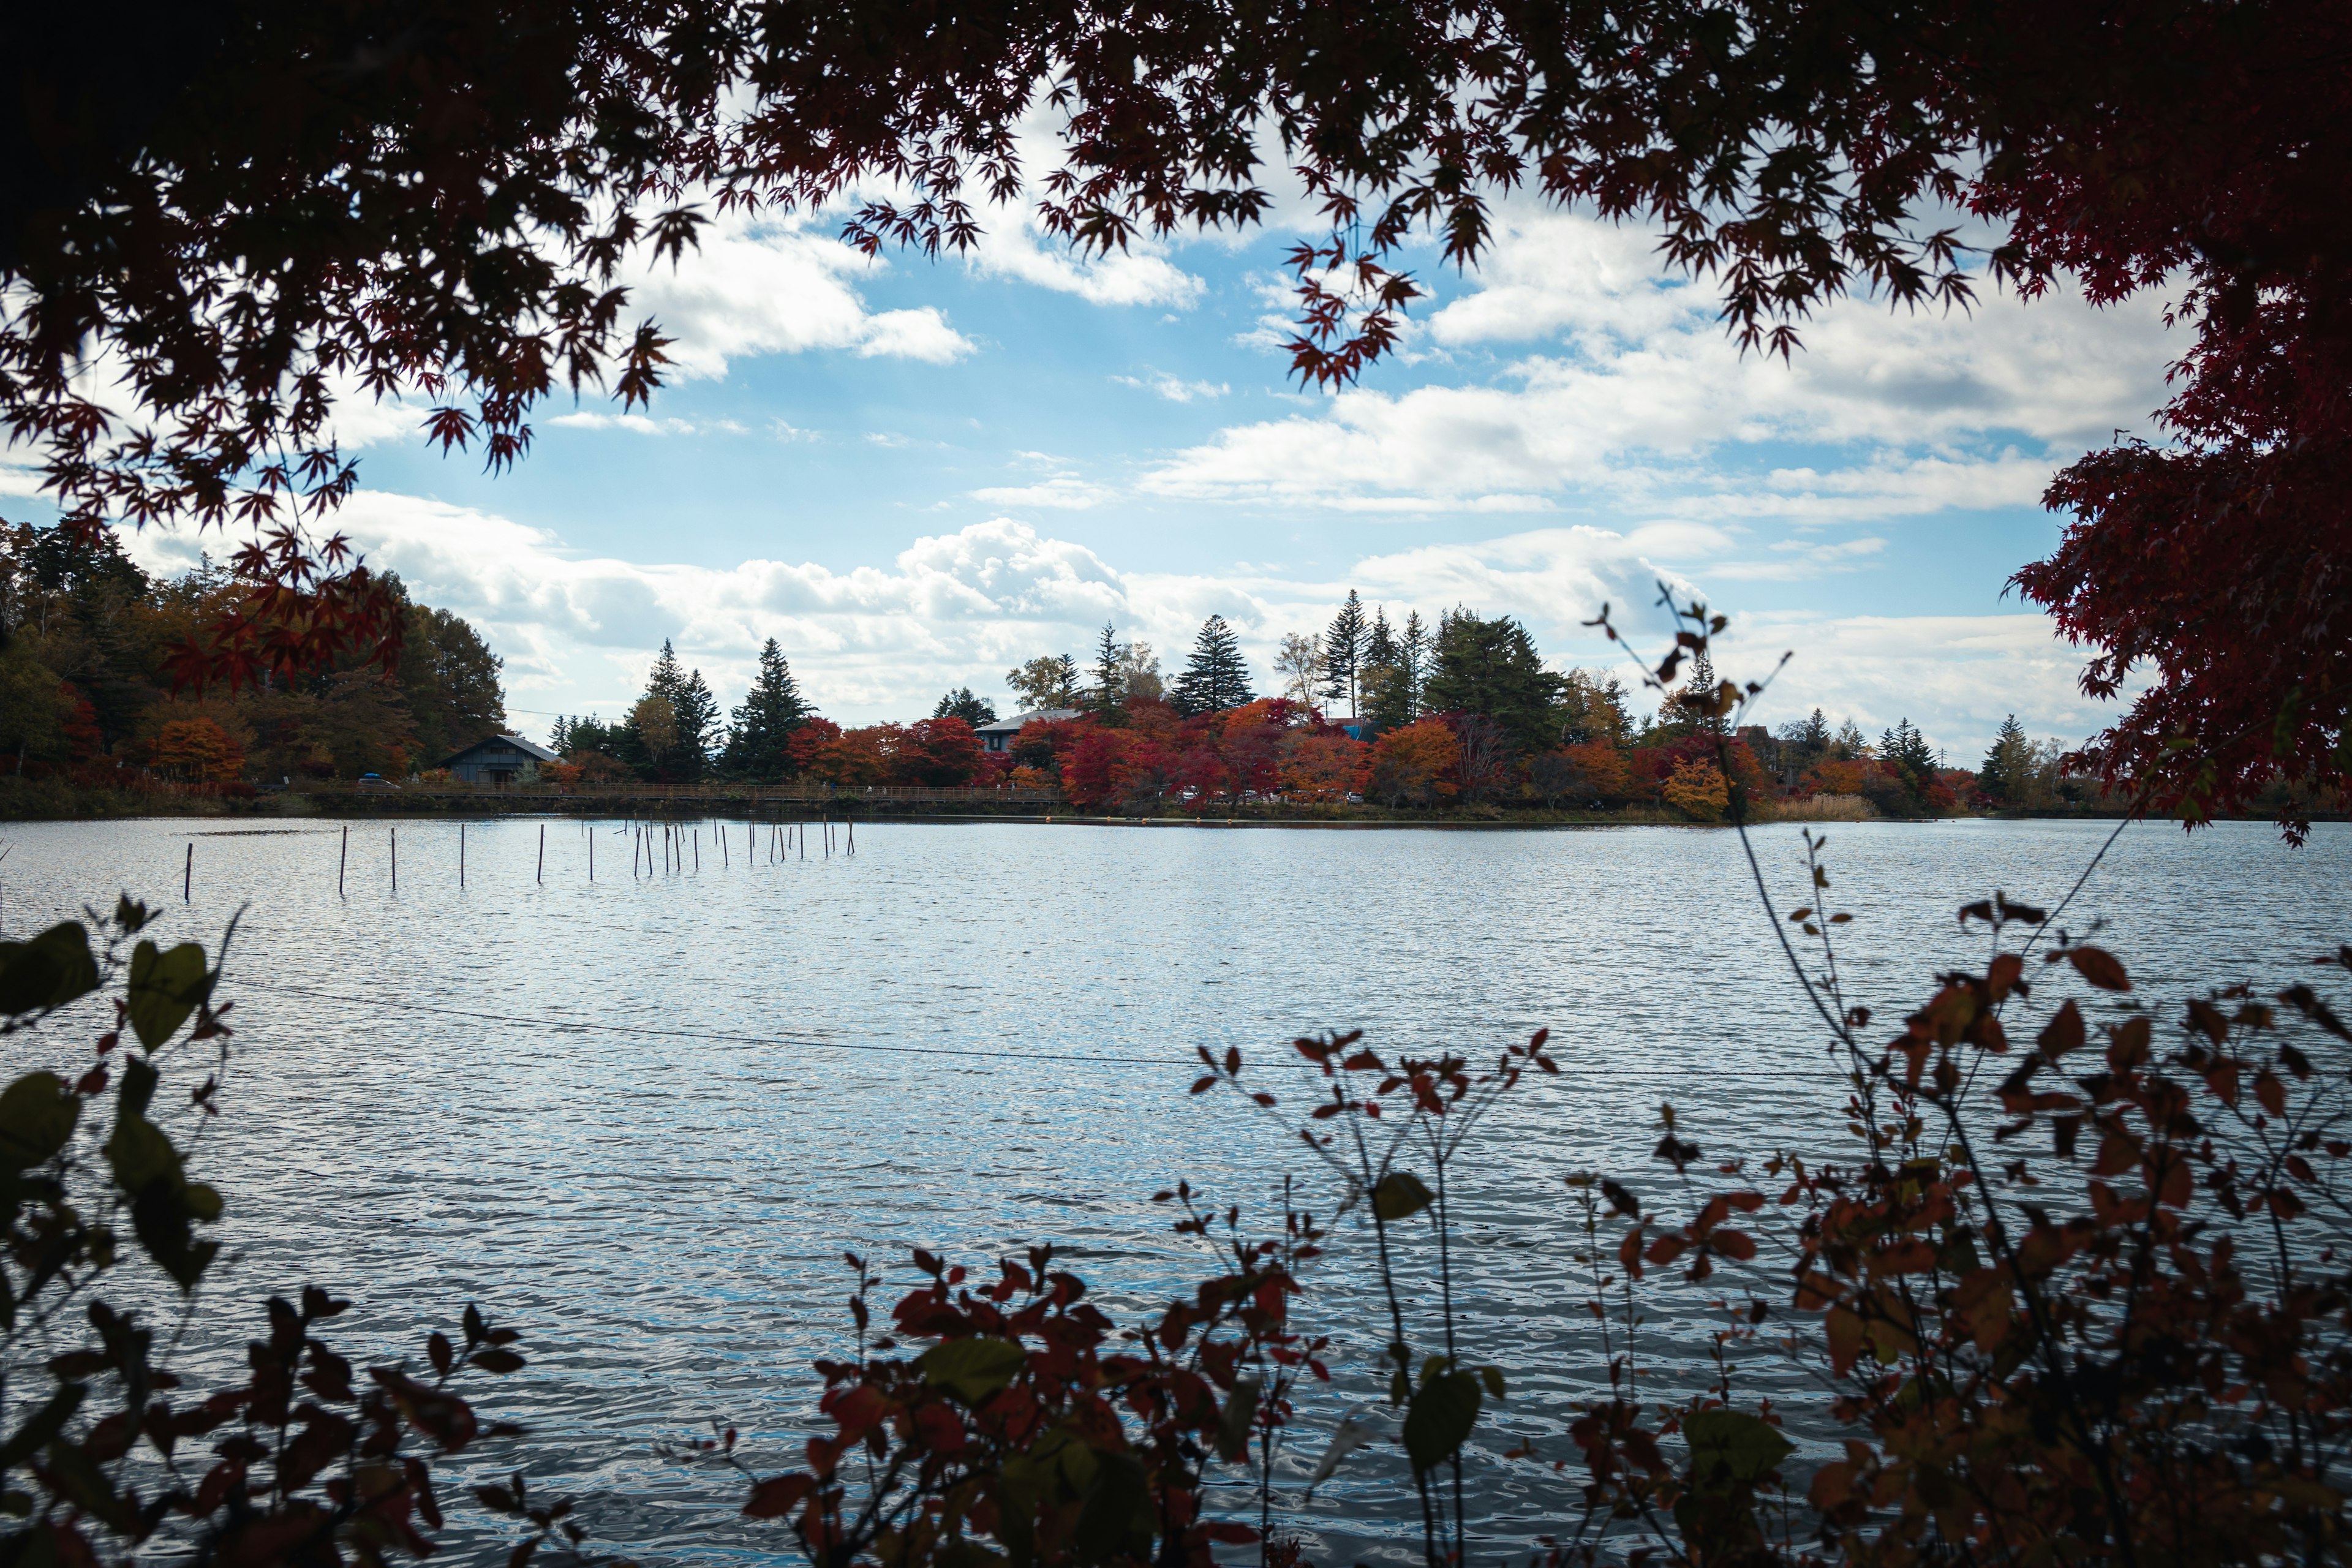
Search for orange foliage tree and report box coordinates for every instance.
[1660,755,1730,821]
[150,716,244,784]
[1276,734,1368,802]
[1367,719,1459,807]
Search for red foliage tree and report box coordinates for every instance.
[890,716,984,787]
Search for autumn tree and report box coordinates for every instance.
[1006,655,1079,714]
[1271,632,1322,711]
[1367,718,1460,809]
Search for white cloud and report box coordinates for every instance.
[548,412,701,436]
[1148,210,2175,520]
[968,232,1206,309]
[1116,371,1230,403]
[623,212,973,380]
[119,490,2119,758]
[1719,612,2119,756]
[967,477,1117,510]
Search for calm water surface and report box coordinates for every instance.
[8,815,2349,1562]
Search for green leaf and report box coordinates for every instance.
[127,941,209,1051]
[1683,1409,1793,1490]
[117,1057,158,1123]
[104,1111,181,1195]
[1401,1370,1481,1475]
[1371,1171,1434,1222]
[1072,1451,1150,1564]
[918,1336,1028,1403]
[1479,1366,1507,1400]
[0,923,98,1018]
[0,1074,80,1171]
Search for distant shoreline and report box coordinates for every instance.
[3,787,2326,831]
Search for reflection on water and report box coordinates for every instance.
[7,816,2349,1562]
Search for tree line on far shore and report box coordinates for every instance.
[543,597,2112,820]
[0,523,505,805]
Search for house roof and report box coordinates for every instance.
[974,707,1084,736]
[439,733,562,768]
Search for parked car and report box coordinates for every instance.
[353,773,402,793]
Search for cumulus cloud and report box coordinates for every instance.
[1721,612,2117,755]
[623,212,974,380]
[1147,209,2176,523]
[262,492,2106,756]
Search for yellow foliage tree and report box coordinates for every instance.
[1661,755,1730,821]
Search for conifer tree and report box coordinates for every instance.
[674,669,720,778]
[1088,623,1125,711]
[723,639,811,781]
[932,687,996,727]
[1321,590,1367,715]
[1979,713,2030,802]
[1398,609,1429,722]
[1171,614,1254,716]
[1420,609,1563,753]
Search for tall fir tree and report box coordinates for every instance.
[1087,622,1125,711]
[1171,614,1254,716]
[1354,606,1405,734]
[1979,713,2030,802]
[1398,609,1430,722]
[1882,718,1938,782]
[674,669,720,778]
[723,639,810,781]
[1320,590,1367,715]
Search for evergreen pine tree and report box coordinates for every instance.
[1321,590,1367,715]
[1420,609,1564,753]
[1170,614,1254,716]
[1087,622,1125,711]
[674,669,719,778]
[722,639,810,782]
[1354,608,1405,734]
[932,687,996,727]
[1979,713,2030,802]
[1801,708,1831,751]
[1398,609,1429,722]
[1881,718,1938,783]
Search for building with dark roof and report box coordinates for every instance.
[973,707,1084,753]
[438,734,561,786]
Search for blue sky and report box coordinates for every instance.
[52,197,2178,761]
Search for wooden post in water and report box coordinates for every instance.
[390,827,398,893]
[461,822,467,889]
[720,823,728,868]
[848,818,854,856]
[693,828,699,872]
[339,826,348,895]
[589,826,595,882]
[183,843,192,902]
[537,823,545,884]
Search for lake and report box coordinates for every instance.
[8,815,2349,1562]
